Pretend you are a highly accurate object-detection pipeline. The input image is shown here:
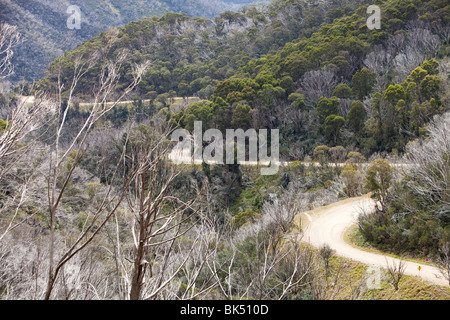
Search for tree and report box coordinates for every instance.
[319,244,335,273]
[300,70,338,104]
[384,84,405,106]
[257,84,284,110]
[42,36,150,299]
[0,25,54,244]
[0,24,35,173]
[403,113,449,222]
[419,75,441,101]
[329,146,346,164]
[288,93,306,110]
[358,113,450,259]
[365,159,393,211]
[1,33,150,298]
[0,95,53,178]
[346,151,365,164]
[346,100,366,136]
[231,104,252,130]
[385,259,406,291]
[0,23,22,79]
[352,68,376,101]
[279,75,295,94]
[332,84,352,99]
[421,59,439,75]
[341,164,364,197]
[313,145,330,165]
[406,66,428,85]
[324,115,345,145]
[329,145,346,174]
[316,96,339,124]
[123,124,199,300]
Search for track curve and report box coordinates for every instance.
[299,196,449,287]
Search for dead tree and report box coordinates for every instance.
[211,184,317,300]
[385,259,406,291]
[0,23,51,178]
[0,95,54,179]
[176,221,222,300]
[300,70,339,105]
[0,23,22,80]
[120,121,202,300]
[42,32,150,299]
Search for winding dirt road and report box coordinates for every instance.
[299,196,449,287]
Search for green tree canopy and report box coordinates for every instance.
[324,115,345,145]
[346,100,366,135]
[352,68,376,101]
[317,96,339,123]
[365,159,393,209]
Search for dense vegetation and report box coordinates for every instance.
[0,0,449,300]
[29,0,450,260]
[37,0,449,159]
[39,0,372,97]
[359,113,449,260]
[0,0,262,84]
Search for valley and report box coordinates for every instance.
[0,0,449,302]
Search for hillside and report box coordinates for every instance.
[38,0,449,158]
[0,0,265,84]
[39,0,371,97]
[0,0,449,302]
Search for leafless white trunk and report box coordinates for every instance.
[42,35,150,299]
[299,70,339,105]
[404,113,449,212]
[115,120,205,300]
[0,23,22,80]
[0,95,55,179]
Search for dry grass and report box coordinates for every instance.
[323,252,450,300]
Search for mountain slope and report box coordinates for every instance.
[39,0,372,98]
[0,0,266,84]
[14,0,450,159]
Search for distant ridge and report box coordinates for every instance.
[0,0,266,84]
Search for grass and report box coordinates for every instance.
[318,249,450,300]
[283,241,450,300]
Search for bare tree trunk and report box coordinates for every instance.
[122,121,201,300]
[130,195,149,300]
[41,40,149,299]
[0,23,22,79]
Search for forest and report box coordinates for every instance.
[0,0,263,84]
[36,0,449,158]
[0,0,449,300]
